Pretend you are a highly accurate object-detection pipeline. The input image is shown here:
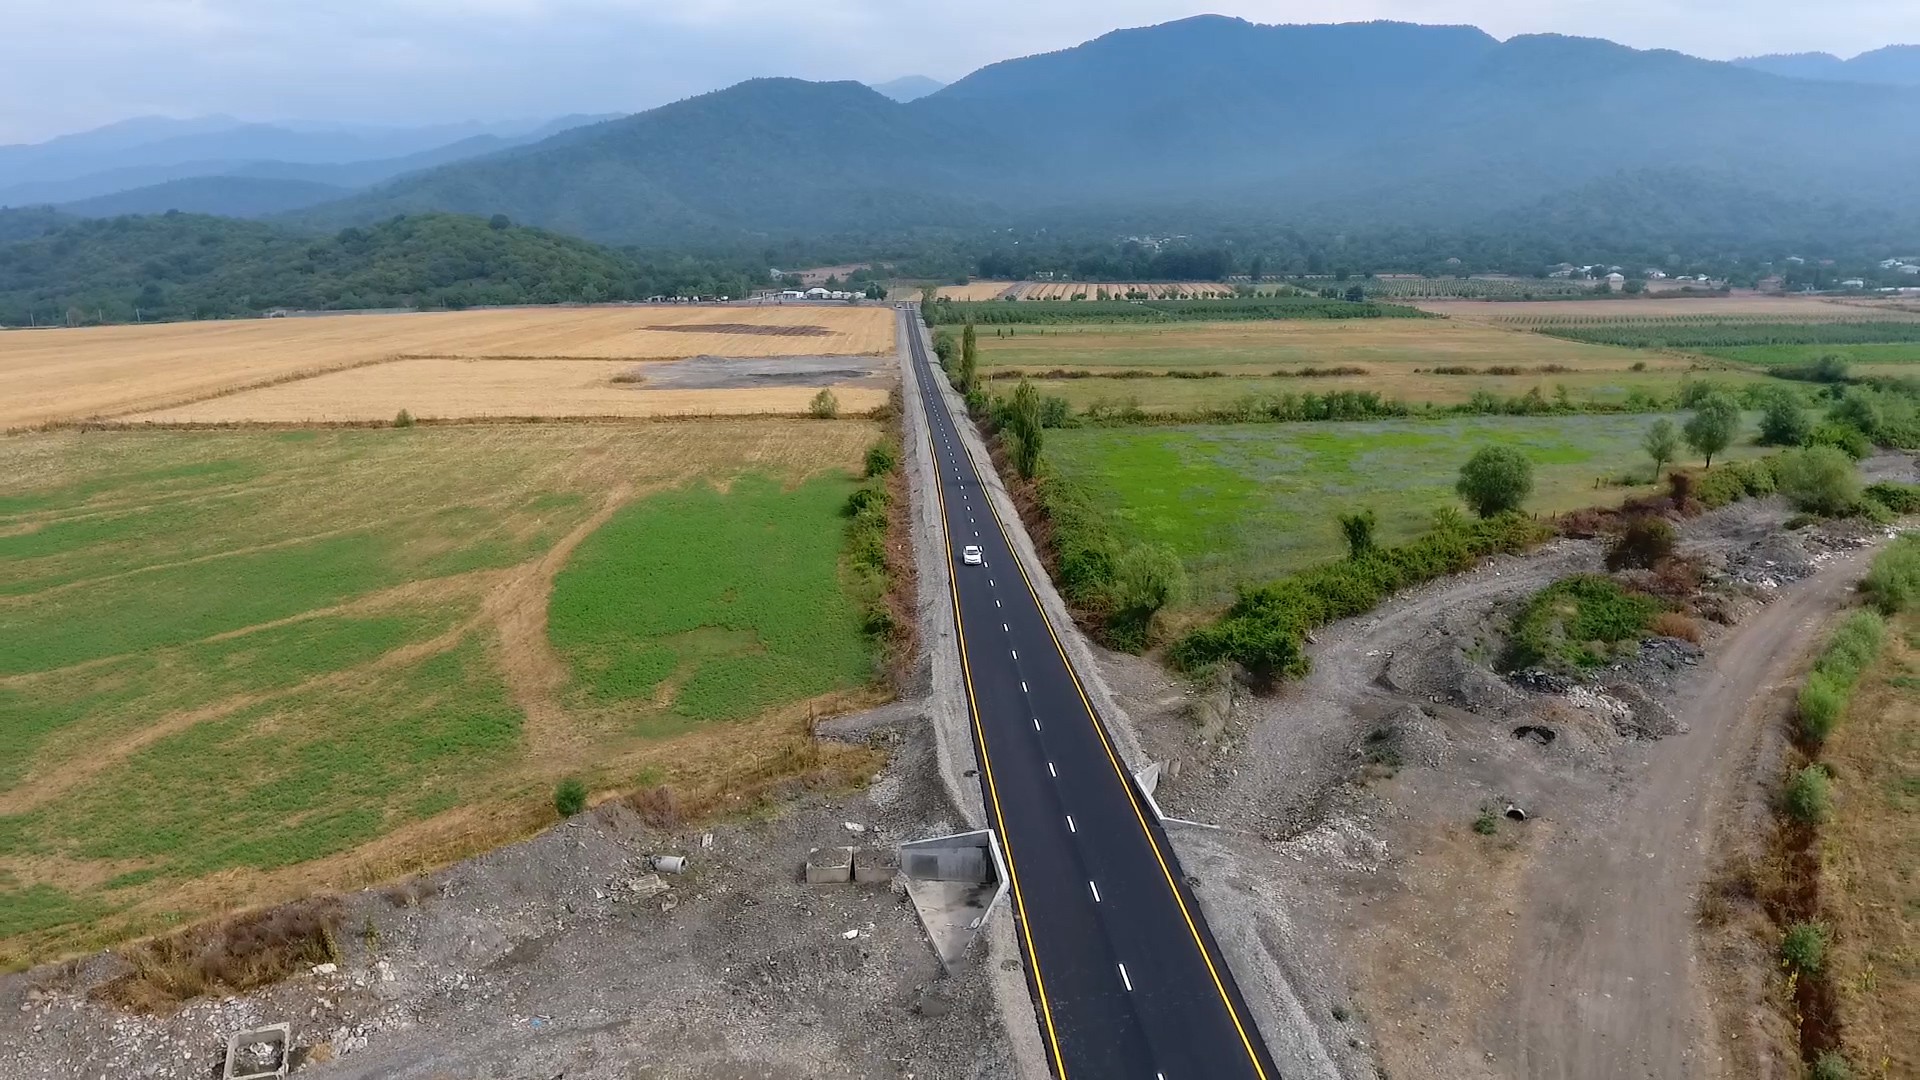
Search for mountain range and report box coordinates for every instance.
[7,17,1920,253]
[0,114,618,216]
[277,17,1920,250]
[1735,45,1920,86]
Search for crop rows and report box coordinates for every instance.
[1535,320,1920,349]
[925,297,1430,326]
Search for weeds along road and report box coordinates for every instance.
[898,307,1281,1080]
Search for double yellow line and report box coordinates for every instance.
[911,310,1268,1078]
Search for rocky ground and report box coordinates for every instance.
[1099,473,1910,1080]
[0,701,1016,1080]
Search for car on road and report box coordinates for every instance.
[962,545,983,565]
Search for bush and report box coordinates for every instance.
[864,440,898,478]
[1503,575,1662,671]
[1105,544,1187,652]
[808,388,840,419]
[1338,509,1378,559]
[1809,421,1873,461]
[1650,611,1702,642]
[1798,673,1846,745]
[1863,535,1920,614]
[553,778,588,817]
[1758,390,1812,447]
[1457,446,1535,518]
[1810,1052,1855,1080]
[1865,481,1920,515]
[1773,446,1861,516]
[393,408,415,428]
[1605,516,1676,571]
[1171,512,1549,678]
[1779,920,1830,974]
[1784,766,1832,825]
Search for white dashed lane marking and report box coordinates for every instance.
[1119,964,1134,992]
[1089,881,1102,903]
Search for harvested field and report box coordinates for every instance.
[972,317,1670,374]
[934,281,1020,301]
[1009,282,1237,300]
[0,305,897,427]
[0,420,885,966]
[1415,295,1920,324]
[122,357,889,424]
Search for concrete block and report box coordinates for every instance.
[901,847,991,884]
[852,847,899,884]
[805,846,854,884]
[224,1023,291,1080]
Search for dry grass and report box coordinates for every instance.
[1006,282,1238,300]
[976,317,1687,372]
[92,896,344,1014]
[1415,295,1920,323]
[933,281,1020,301]
[0,305,897,427]
[122,358,890,424]
[1820,616,1920,1076]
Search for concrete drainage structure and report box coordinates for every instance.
[223,1023,291,1080]
[897,830,1009,971]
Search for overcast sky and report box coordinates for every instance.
[5,0,1917,143]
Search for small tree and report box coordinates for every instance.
[1338,509,1377,560]
[1774,446,1860,516]
[1605,516,1676,571]
[808,388,840,419]
[1107,544,1187,651]
[393,408,415,428]
[1456,446,1535,518]
[1642,417,1679,479]
[1683,392,1741,468]
[488,213,511,231]
[1758,390,1812,447]
[553,778,587,817]
[959,323,979,391]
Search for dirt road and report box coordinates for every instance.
[1490,548,1872,1079]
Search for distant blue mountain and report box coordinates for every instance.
[1735,45,1920,86]
[869,76,946,102]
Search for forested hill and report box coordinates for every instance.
[0,212,674,326]
[294,16,1920,249]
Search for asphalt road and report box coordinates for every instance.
[900,307,1281,1080]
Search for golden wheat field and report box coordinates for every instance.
[127,358,890,423]
[933,281,1021,301]
[0,305,898,427]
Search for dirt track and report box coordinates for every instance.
[1138,507,1891,1080]
[1491,548,1872,1078]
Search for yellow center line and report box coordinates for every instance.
[929,313,1271,1077]
[912,314,1071,1077]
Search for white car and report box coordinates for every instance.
[961,545,984,566]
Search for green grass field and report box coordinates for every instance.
[1047,414,1765,606]
[1695,342,1920,369]
[0,421,880,965]
[550,474,873,735]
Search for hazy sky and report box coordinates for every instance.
[4,0,1917,143]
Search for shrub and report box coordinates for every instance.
[1457,446,1535,518]
[1865,481,1920,515]
[1643,418,1679,478]
[1798,673,1846,745]
[1773,446,1861,516]
[1809,421,1873,460]
[1606,516,1676,571]
[1758,390,1812,447]
[1105,544,1187,652]
[1338,509,1378,559]
[808,388,840,419]
[1863,535,1920,614]
[1503,575,1661,671]
[1779,920,1830,974]
[1650,611,1701,642]
[1784,766,1831,825]
[393,408,415,428]
[864,440,898,478]
[553,778,588,817]
[1810,1052,1855,1080]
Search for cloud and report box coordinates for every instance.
[1,0,1914,143]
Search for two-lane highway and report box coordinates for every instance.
[901,307,1280,1080]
